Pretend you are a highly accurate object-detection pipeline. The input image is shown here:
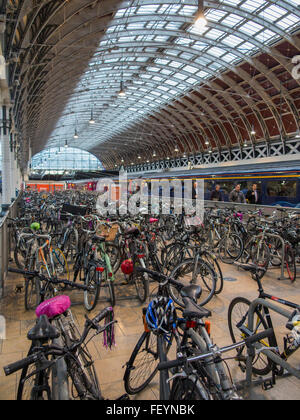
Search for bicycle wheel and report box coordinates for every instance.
[202,252,224,295]
[54,311,102,400]
[17,345,53,400]
[25,277,41,311]
[52,248,70,280]
[14,244,27,269]
[64,229,78,263]
[170,375,212,400]
[250,241,270,273]
[170,258,216,307]
[84,265,101,311]
[164,243,193,274]
[228,297,272,376]
[105,278,116,307]
[218,234,243,264]
[105,242,121,274]
[285,245,296,283]
[124,331,171,395]
[130,259,149,303]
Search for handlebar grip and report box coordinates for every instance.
[158,357,187,371]
[244,328,274,347]
[93,307,113,324]
[4,353,41,376]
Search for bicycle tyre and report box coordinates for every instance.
[124,331,171,395]
[170,258,216,307]
[228,297,273,376]
[84,264,101,311]
[285,245,296,283]
[25,277,41,311]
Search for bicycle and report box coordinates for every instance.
[124,267,241,400]
[228,262,300,378]
[3,304,118,400]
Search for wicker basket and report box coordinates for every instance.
[96,224,119,242]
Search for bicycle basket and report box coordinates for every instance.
[61,203,87,219]
[96,223,119,241]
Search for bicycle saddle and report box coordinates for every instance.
[27,315,60,341]
[180,285,202,303]
[182,298,212,320]
[36,295,71,319]
[236,262,267,275]
[125,227,140,236]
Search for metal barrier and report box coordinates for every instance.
[204,200,300,215]
[0,194,22,298]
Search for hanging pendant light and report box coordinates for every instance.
[250,125,256,135]
[89,110,95,124]
[174,144,179,152]
[74,128,79,139]
[64,140,68,148]
[194,0,207,29]
[118,80,126,98]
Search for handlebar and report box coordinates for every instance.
[8,267,89,291]
[136,267,184,290]
[4,352,43,376]
[4,307,115,376]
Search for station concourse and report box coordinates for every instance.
[0,0,299,402]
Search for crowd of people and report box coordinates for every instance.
[209,183,261,204]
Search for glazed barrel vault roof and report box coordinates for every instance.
[3,0,300,169]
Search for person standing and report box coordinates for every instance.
[210,184,223,202]
[229,184,246,204]
[246,183,260,204]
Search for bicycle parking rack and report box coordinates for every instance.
[235,298,300,399]
[265,233,288,282]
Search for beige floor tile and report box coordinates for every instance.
[0,262,299,400]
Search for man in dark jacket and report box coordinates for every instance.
[210,184,223,201]
[246,183,260,204]
[229,184,246,204]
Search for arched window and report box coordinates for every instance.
[30,147,104,172]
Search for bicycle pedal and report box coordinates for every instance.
[262,379,274,391]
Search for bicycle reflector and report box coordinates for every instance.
[96,267,105,273]
[121,259,134,275]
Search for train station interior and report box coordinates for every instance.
[0,0,299,402]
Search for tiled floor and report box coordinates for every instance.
[0,263,299,400]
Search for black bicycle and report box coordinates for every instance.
[4,307,119,400]
[228,262,300,377]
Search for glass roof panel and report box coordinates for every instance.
[44,0,300,153]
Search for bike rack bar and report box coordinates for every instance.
[246,298,300,384]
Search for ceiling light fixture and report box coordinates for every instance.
[73,129,79,139]
[64,140,68,148]
[250,125,256,135]
[89,110,95,124]
[194,0,208,29]
[118,81,126,98]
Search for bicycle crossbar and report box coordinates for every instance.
[247,298,300,381]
